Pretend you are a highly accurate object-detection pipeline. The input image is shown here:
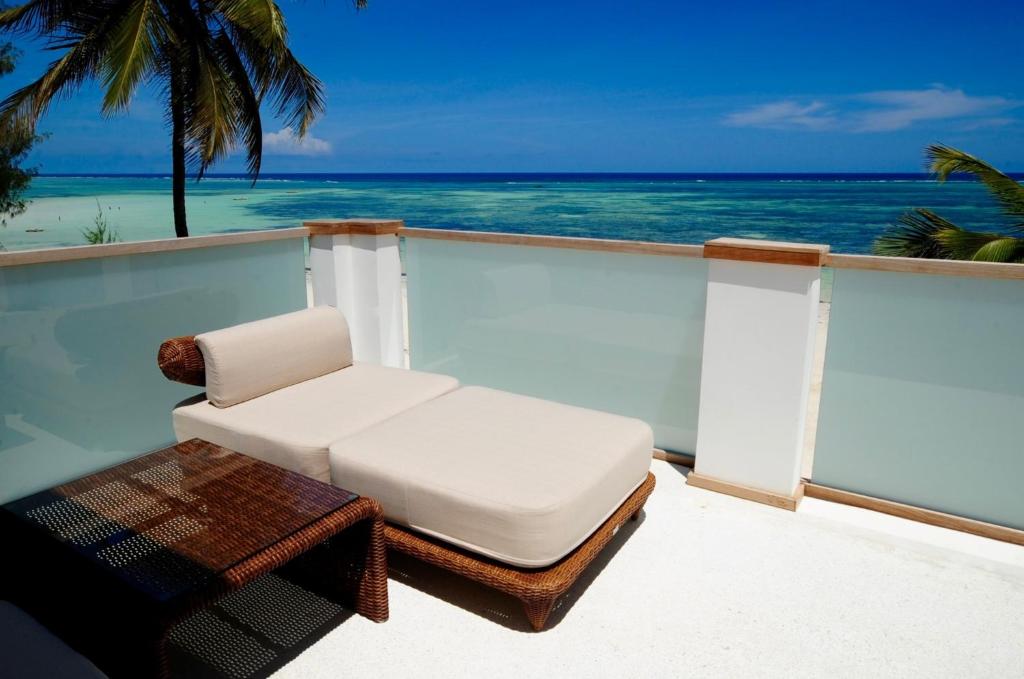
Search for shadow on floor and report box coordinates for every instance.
[665,460,693,479]
[387,510,649,633]
[166,487,666,674]
[168,572,357,679]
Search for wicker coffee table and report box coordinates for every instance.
[0,439,388,679]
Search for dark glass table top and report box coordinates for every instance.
[2,439,358,603]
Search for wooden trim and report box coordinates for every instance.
[653,449,695,468]
[803,482,1024,547]
[304,218,404,236]
[826,253,1024,280]
[0,227,309,268]
[703,237,829,267]
[399,227,705,258]
[686,472,804,511]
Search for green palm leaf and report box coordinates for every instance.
[932,227,1021,262]
[0,40,102,126]
[874,208,1024,263]
[0,1,81,35]
[226,23,323,135]
[927,144,1024,230]
[213,0,287,45]
[969,238,1024,263]
[101,0,163,113]
[873,209,958,259]
[874,147,1024,261]
[212,28,262,178]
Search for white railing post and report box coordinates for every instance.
[306,219,405,368]
[689,238,829,510]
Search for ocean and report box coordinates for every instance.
[0,173,1012,253]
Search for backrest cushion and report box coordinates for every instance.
[195,306,353,407]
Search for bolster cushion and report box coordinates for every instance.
[158,335,206,386]
[195,306,354,408]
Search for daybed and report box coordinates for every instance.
[160,306,654,630]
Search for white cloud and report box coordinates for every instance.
[724,87,1017,133]
[263,126,332,155]
[853,87,1012,131]
[724,101,836,130]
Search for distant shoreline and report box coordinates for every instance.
[32,171,1021,181]
[4,174,1010,254]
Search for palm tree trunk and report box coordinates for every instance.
[169,71,188,238]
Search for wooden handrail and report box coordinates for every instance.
[305,218,403,236]
[704,237,829,267]
[825,253,1024,280]
[5,220,1024,281]
[0,228,309,268]
[398,227,705,258]
[401,226,1024,279]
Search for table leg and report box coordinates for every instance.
[354,514,389,623]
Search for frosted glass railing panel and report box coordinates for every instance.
[812,268,1024,529]
[0,238,307,503]
[405,238,707,453]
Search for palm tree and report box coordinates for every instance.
[0,0,365,237]
[873,145,1024,263]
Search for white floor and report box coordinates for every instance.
[274,460,1024,679]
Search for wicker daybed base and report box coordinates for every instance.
[384,471,656,631]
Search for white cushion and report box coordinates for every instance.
[329,386,653,567]
[195,306,352,408]
[174,364,459,481]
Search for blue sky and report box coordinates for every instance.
[4,0,1023,173]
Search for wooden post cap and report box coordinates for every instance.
[304,218,405,236]
[703,237,829,267]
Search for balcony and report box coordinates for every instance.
[1,222,1022,678]
[280,457,1024,678]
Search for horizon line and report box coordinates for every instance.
[33,170,1023,178]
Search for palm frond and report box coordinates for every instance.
[226,21,324,135]
[875,206,1024,263]
[0,37,102,127]
[872,209,959,259]
[969,238,1024,263]
[212,0,286,45]
[212,28,262,179]
[0,0,82,35]
[100,0,163,113]
[165,5,240,176]
[266,49,323,135]
[927,144,1024,229]
[189,45,240,175]
[933,228,1024,263]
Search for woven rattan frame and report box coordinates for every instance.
[163,496,387,676]
[2,444,389,679]
[222,495,389,623]
[6,499,388,678]
[385,471,655,631]
[157,335,206,386]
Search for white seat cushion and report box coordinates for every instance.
[174,364,459,481]
[329,386,653,567]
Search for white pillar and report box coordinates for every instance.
[689,238,828,510]
[306,219,405,368]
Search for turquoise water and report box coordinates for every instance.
[0,173,1011,253]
